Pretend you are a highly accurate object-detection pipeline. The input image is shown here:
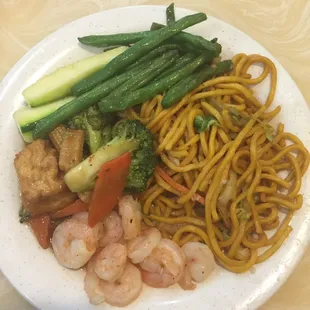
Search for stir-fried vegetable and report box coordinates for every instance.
[194,115,219,133]
[112,120,157,192]
[78,22,220,57]
[19,207,31,223]
[51,200,88,219]
[72,12,207,96]
[32,60,151,139]
[127,44,180,70]
[28,214,51,249]
[155,167,205,205]
[150,22,221,56]
[166,3,176,24]
[88,152,131,227]
[161,61,233,108]
[22,47,127,107]
[64,120,156,193]
[13,97,75,143]
[99,52,211,112]
[153,53,195,81]
[49,125,68,151]
[58,129,85,172]
[67,105,115,153]
[99,50,178,111]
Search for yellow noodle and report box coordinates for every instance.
[256,226,292,263]
[149,214,205,227]
[133,53,309,275]
[208,125,218,159]
[247,165,263,233]
[172,225,211,248]
[200,101,227,130]
[228,220,247,258]
[265,194,303,210]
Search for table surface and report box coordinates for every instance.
[0,0,309,309]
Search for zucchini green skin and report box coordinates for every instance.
[19,97,75,133]
[22,46,127,107]
[32,60,151,139]
[72,13,207,96]
[98,52,210,113]
[64,138,138,192]
[166,3,176,24]
[99,50,178,108]
[161,60,233,108]
[13,97,74,142]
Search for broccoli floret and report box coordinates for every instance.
[101,124,113,146]
[68,105,115,154]
[64,119,156,193]
[112,120,156,192]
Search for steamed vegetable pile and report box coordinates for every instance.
[14,3,233,231]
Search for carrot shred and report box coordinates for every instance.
[88,152,131,227]
[51,199,88,219]
[155,166,205,205]
[28,214,51,249]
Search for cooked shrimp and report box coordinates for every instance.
[84,256,105,305]
[127,227,161,264]
[71,211,103,238]
[100,211,123,248]
[100,262,142,307]
[71,211,89,224]
[52,213,102,269]
[140,239,185,288]
[118,195,142,240]
[178,265,196,290]
[94,243,127,283]
[72,211,103,240]
[179,242,215,290]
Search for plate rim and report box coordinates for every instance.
[0,5,309,310]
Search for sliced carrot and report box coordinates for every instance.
[28,214,51,249]
[155,166,205,205]
[51,199,89,219]
[88,152,131,227]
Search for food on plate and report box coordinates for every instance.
[51,211,102,269]
[22,46,127,107]
[14,139,77,215]
[139,238,185,288]
[179,242,215,290]
[12,3,310,307]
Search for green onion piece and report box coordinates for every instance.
[194,115,219,133]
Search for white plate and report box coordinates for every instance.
[0,5,309,310]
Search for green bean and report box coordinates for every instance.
[78,32,146,47]
[151,22,221,56]
[78,33,142,47]
[154,52,195,81]
[98,52,210,113]
[32,57,162,139]
[78,23,219,57]
[109,50,179,96]
[161,60,233,108]
[166,3,176,24]
[72,13,207,96]
[127,44,180,70]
